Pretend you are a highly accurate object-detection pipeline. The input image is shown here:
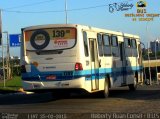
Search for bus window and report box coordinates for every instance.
[83,31,89,57]
[132,39,138,57]
[124,38,132,57]
[125,38,132,48]
[111,35,119,57]
[103,34,111,56]
[132,39,137,48]
[97,33,103,56]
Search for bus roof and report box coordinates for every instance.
[22,24,78,31]
[22,24,140,39]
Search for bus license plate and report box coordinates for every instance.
[46,75,56,80]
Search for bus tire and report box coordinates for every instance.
[128,76,137,91]
[100,78,109,98]
[30,30,50,50]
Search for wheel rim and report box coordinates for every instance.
[104,80,109,97]
[134,77,137,87]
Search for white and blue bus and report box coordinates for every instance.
[21,24,143,97]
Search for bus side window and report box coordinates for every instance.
[111,35,119,57]
[131,39,138,57]
[83,31,89,57]
[97,33,103,56]
[124,38,132,57]
[103,34,112,56]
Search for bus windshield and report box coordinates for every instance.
[24,27,77,51]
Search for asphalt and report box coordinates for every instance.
[0,91,54,105]
[0,84,159,105]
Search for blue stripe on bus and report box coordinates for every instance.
[22,65,143,82]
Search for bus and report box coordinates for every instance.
[21,24,143,97]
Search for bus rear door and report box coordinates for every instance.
[120,42,127,85]
[89,38,99,91]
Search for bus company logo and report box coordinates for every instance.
[136,0,147,8]
[54,39,68,46]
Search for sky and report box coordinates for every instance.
[0,0,159,56]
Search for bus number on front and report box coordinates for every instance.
[53,30,66,38]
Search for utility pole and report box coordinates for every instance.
[3,31,10,80]
[0,9,5,87]
[147,43,152,85]
[155,39,159,84]
[0,9,2,45]
[65,0,68,24]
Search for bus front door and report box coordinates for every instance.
[89,38,99,91]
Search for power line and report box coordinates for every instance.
[2,9,63,14]
[2,0,134,14]
[68,4,108,12]
[2,4,108,14]
[3,0,57,10]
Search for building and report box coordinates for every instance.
[150,39,160,53]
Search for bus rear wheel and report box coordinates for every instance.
[100,78,109,98]
[128,76,137,91]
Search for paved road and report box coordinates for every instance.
[0,85,160,119]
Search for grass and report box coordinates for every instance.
[0,76,22,91]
